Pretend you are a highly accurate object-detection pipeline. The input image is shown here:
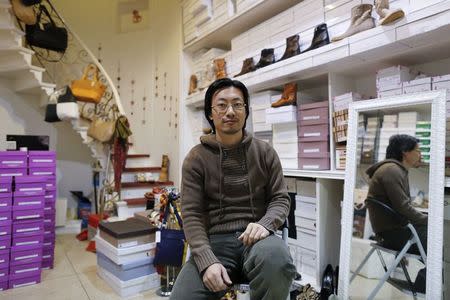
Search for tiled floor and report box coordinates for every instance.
[0,233,166,300]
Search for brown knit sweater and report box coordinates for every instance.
[181,132,290,272]
[366,159,427,233]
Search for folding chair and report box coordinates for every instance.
[350,197,427,300]
[232,220,301,300]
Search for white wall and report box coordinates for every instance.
[0,79,93,209]
[52,0,182,186]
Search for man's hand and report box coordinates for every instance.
[238,223,270,246]
[202,263,232,292]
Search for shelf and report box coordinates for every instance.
[126,154,150,159]
[284,169,345,180]
[236,2,450,93]
[123,167,161,173]
[121,181,174,188]
[183,0,303,54]
[185,90,206,108]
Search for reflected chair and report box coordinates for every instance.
[231,220,301,300]
[350,197,427,300]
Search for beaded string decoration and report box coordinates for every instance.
[163,72,167,112]
[142,89,147,125]
[116,61,121,95]
[174,96,178,140]
[97,43,102,64]
[130,79,135,116]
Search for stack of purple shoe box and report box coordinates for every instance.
[0,150,56,291]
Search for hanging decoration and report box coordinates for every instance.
[142,89,147,125]
[163,71,167,112]
[116,61,121,95]
[130,79,135,116]
[97,43,102,64]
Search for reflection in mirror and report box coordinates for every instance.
[348,108,430,299]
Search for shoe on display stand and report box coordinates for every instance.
[302,23,330,53]
[331,4,375,42]
[255,48,275,69]
[278,34,300,61]
[271,82,297,108]
[320,264,334,300]
[235,57,256,77]
[214,58,227,79]
[188,74,197,95]
[158,155,169,182]
[375,0,405,25]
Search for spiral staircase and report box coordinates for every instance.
[0,0,173,218]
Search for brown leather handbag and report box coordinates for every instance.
[71,64,106,103]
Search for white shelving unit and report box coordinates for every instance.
[179,0,450,296]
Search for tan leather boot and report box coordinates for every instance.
[214,58,227,79]
[331,4,375,42]
[158,155,169,182]
[271,82,297,108]
[375,0,405,25]
[188,74,198,95]
[235,57,256,77]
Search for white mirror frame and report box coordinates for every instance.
[338,90,447,299]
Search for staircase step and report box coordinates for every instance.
[121,181,174,188]
[123,167,161,173]
[123,198,147,206]
[127,154,150,159]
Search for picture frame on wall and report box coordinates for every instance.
[117,0,150,33]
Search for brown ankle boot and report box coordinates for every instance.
[255,48,275,69]
[331,4,375,42]
[271,82,297,108]
[188,74,198,95]
[158,155,169,182]
[375,0,405,25]
[235,57,256,77]
[278,34,300,61]
[214,58,227,79]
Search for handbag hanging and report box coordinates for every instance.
[12,0,36,25]
[153,193,187,267]
[21,0,41,6]
[71,64,106,103]
[25,4,68,53]
[44,91,60,123]
[87,117,115,143]
[56,87,79,121]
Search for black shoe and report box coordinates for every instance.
[333,266,339,295]
[320,264,334,300]
[255,48,275,69]
[278,34,300,61]
[302,23,330,53]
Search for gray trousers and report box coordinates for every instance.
[170,233,296,300]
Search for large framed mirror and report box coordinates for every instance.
[338,90,446,299]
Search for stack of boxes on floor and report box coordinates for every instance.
[297,101,330,170]
[289,179,317,282]
[250,90,280,145]
[96,218,160,297]
[0,150,56,291]
[332,92,361,170]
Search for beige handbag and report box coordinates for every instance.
[87,118,115,143]
[11,0,36,25]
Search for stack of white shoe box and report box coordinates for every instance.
[377,114,398,162]
[96,218,159,297]
[376,65,415,98]
[250,91,279,141]
[361,116,380,164]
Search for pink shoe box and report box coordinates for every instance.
[8,273,41,289]
[43,240,55,249]
[43,205,55,214]
[0,208,11,223]
[9,261,42,280]
[298,141,329,158]
[44,176,56,191]
[43,218,55,230]
[12,209,44,221]
[298,101,329,126]
[0,168,27,178]
[298,124,329,142]
[0,276,7,291]
[41,258,54,270]
[10,247,43,265]
[14,176,47,195]
[0,235,10,250]
[13,191,45,211]
[11,234,43,251]
[0,220,12,237]
[0,267,8,280]
[0,177,12,193]
[28,151,56,168]
[28,167,56,177]
[12,219,44,237]
[298,156,330,170]
[43,233,55,245]
[44,191,56,207]
[0,193,12,211]
[0,151,27,169]
[0,249,10,268]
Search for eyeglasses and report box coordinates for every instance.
[211,102,246,114]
